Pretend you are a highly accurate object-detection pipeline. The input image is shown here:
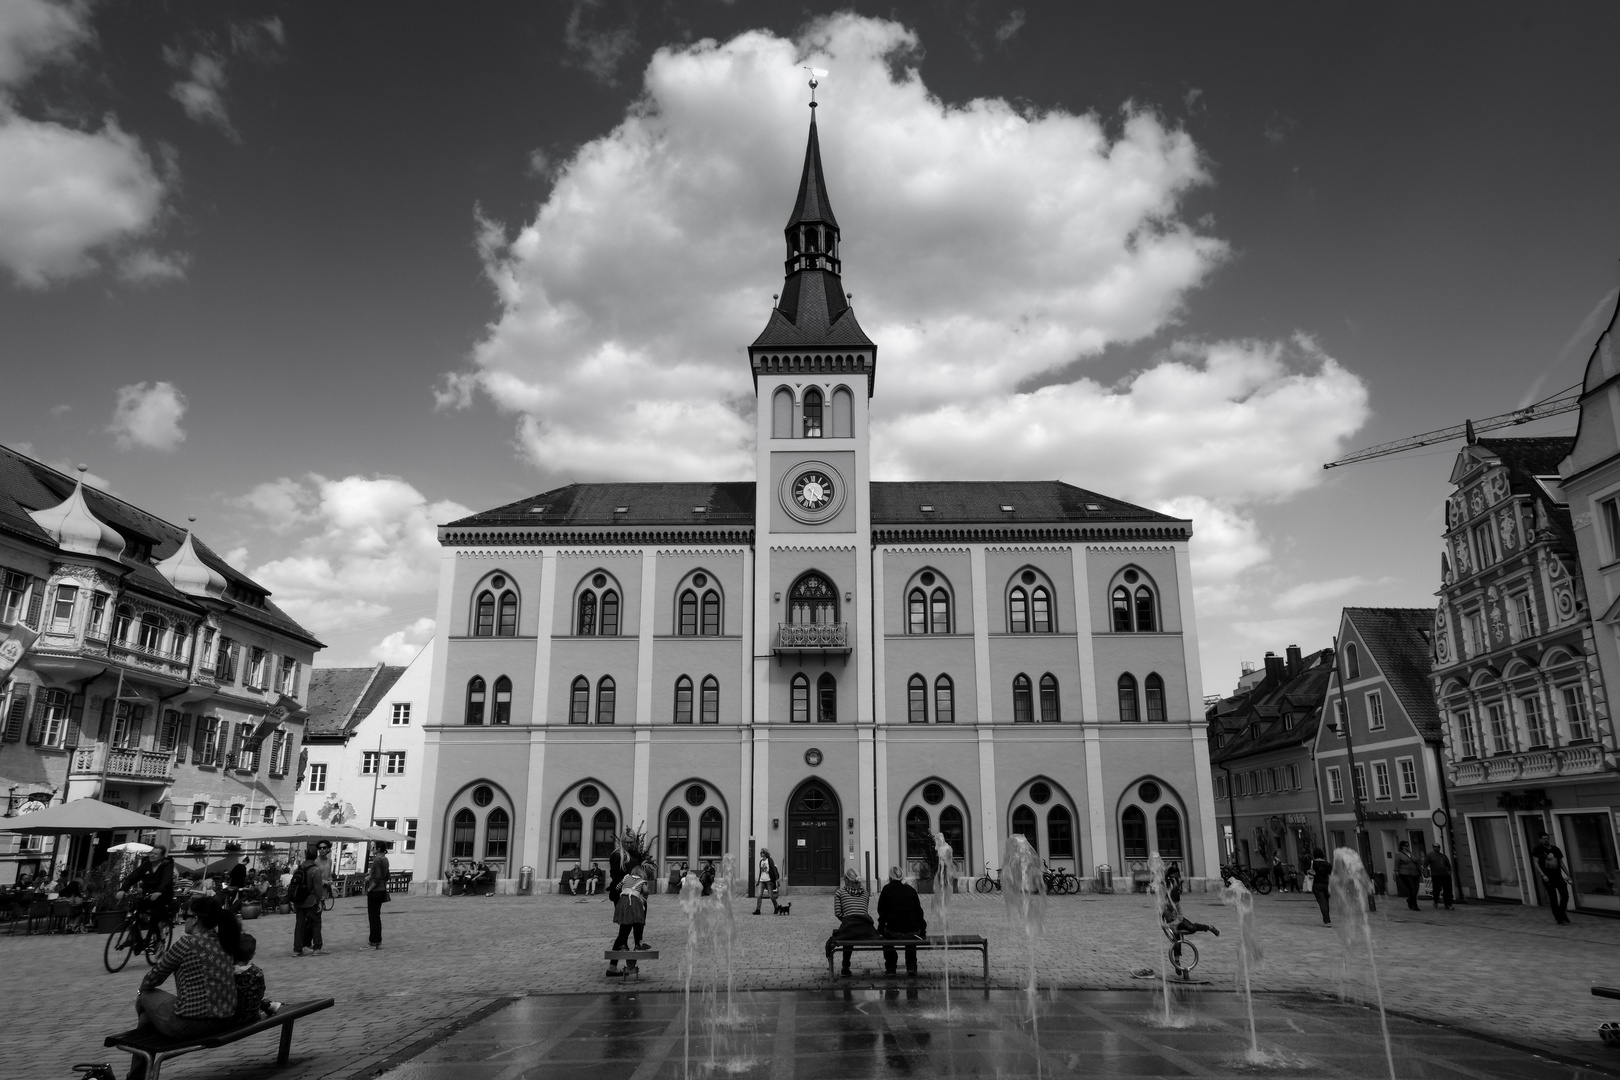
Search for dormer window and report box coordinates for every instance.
[920,504,934,513]
[614,506,629,515]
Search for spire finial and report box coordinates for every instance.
[804,66,827,109]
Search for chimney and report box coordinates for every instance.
[1263,651,1285,682]
[1285,644,1303,677]
[1240,661,1256,675]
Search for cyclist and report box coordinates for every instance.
[119,846,177,952]
[1159,866,1218,974]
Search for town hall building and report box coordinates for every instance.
[416,107,1220,892]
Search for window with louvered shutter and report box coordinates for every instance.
[2,686,29,741]
[26,695,48,744]
[192,716,209,763]
[24,576,44,627]
[228,723,244,768]
[63,693,84,749]
[174,714,191,763]
[126,705,146,749]
[98,697,114,740]
[159,710,177,751]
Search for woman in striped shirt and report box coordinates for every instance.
[127,895,241,1078]
[829,869,877,977]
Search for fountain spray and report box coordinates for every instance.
[1149,852,1171,1024]
[1003,834,1047,1080]
[930,832,955,1022]
[679,871,706,1080]
[1329,847,1396,1080]
[1220,878,1264,1061]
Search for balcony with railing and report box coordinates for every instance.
[69,744,176,784]
[774,622,851,659]
[1450,742,1609,787]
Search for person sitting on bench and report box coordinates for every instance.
[877,866,927,976]
[125,895,242,1080]
[829,869,877,977]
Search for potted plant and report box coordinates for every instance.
[84,864,126,932]
[238,885,263,920]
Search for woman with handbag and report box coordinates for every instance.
[753,849,780,914]
[365,843,391,950]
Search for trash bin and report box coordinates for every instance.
[1095,863,1113,893]
[518,866,534,895]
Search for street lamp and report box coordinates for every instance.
[1331,635,1376,912]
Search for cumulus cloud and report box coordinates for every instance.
[0,0,86,84]
[371,617,435,665]
[166,48,234,137]
[118,247,187,284]
[1271,574,1394,613]
[239,474,470,634]
[564,0,637,84]
[109,381,188,451]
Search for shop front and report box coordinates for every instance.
[1454,784,1620,914]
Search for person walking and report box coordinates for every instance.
[1394,841,1422,911]
[1309,847,1332,925]
[753,848,780,914]
[876,866,928,976]
[1271,850,1286,892]
[1425,842,1454,909]
[291,846,326,956]
[124,895,242,1079]
[365,842,391,949]
[1531,832,1572,924]
[606,860,653,977]
[827,868,877,977]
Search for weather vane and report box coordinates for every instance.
[804,66,828,108]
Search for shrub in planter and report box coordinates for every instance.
[92,909,126,933]
[239,903,262,920]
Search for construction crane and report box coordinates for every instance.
[1321,383,1582,470]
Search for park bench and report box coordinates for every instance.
[103,997,334,1080]
[1594,987,1620,1046]
[824,934,989,979]
[604,949,660,979]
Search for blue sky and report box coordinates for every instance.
[1,1,1616,692]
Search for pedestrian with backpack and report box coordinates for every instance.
[291,846,326,956]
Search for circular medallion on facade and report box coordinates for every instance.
[1123,569,1139,584]
[1022,569,1038,585]
[778,461,847,524]
[473,785,494,807]
[685,784,706,806]
[920,571,935,586]
[922,782,944,805]
[578,784,599,807]
[1137,780,1161,804]
[804,747,823,767]
[694,573,708,588]
[492,574,506,590]
[1029,782,1051,805]
[794,471,834,510]
[592,573,607,588]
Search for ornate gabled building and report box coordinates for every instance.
[0,446,322,881]
[418,107,1219,893]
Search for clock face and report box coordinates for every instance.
[793,471,834,511]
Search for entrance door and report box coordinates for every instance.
[1559,812,1620,913]
[1470,815,1524,901]
[787,780,840,886]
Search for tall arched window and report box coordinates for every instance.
[1039,674,1060,723]
[592,809,617,859]
[831,386,853,437]
[939,806,965,862]
[908,589,927,634]
[112,604,133,642]
[699,808,722,857]
[600,591,619,636]
[1112,587,1132,632]
[1122,806,1148,858]
[700,676,719,724]
[475,592,495,637]
[1155,805,1183,858]
[1344,643,1361,680]
[1011,805,1038,852]
[465,677,486,725]
[1144,673,1166,722]
[597,676,616,725]
[492,676,512,725]
[1009,587,1028,633]
[452,808,476,858]
[788,573,838,625]
[138,613,166,652]
[498,591,518,636]
[679,591,698,635]
[1031,588,1051,633]
[772,387,793,438]
[803,387,823,437]
[1047,805,1074,858]
[935,676,955,723]
[666,807,690,859]
[674,676,693,724]
[931,588,950,634]
[908,675,927,723]
[485,807,510,859]
[701,591,721,635]
[1118,674,1140,722]
[577,591,597,635]
[570,677,590,724]
[1134,587,1156,633]
[791,674,810,723]
[905,806,932,859]
[1012,674,1033,723]
[816,673,837,722]
[559,808,582,860]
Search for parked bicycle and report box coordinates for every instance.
[1219,864,1272,896]
[974,864,1002,894]
[1042,863,1080,894]
[103,899,175,973]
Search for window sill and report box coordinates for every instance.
[450,635,539,641]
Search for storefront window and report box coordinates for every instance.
[1560,813,1619,913]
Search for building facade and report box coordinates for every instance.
[417,111,1220,892]
[0,448,321,881]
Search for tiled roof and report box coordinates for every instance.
[305,664,406,737]
[1208,648,1335,764]
[448,483,757,529]
[750,270,874,349]
[871,482,1181,526]
[1345,607,1441,741]
[1475,437,1575,482]
[788,117,838,230]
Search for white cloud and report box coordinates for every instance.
[370,617,435,665]
[994,10,1026,44]
[108,381,187,451]
[1272,574,1394,613]
[0,0,88,86]
[118,247,187,284]
[222,545,249,570]
[166,47,234,138]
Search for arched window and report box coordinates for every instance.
[1039,674,1060,723]
[1134,587,1155,633]
[803,388,823,438]
[485,807,510,859]
[577,591,597,635]
[674,676,693,724]
[492,676,512,725]
[788,573,838,625]
[1112,587,1132,632]
[908,589,927,634]
[931,588,950,634]
[498,591,518,636]
[138,613,165,652]
[700,676,719,724]
[772,387,793,438]
[679,591,698,636]
[597,676,616,725]
[1009,587,1028,633]
[666,807,690,859]
[475,592,495,637]
[1155,805,1183,858]
[935,676,955,724]
[1122,806,1148,858]
[1344,643,1361,680]
[1012,674,1033,723]
[699,807,722,857]
[172,624,190,661]
[1047,805,1074,858]
[1031,588,1051,633]
[592,809,617,859]
[831,387,853,437]
[1144,673,1166,722]
[1118,674,1140,723]
[701,591,720,635]
[570,677,590,724]
[939,806,965,862]
[905,806,932,859]
[558,808,582,860]
[600,591,619,636]
[816,673,837,723]
[465,677,486,725]
[1011,805,1038,852]
[791,674,810,723]
[908,675,927,723]
[452,808,476,859]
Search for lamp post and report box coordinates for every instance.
[1332,635,1375,912]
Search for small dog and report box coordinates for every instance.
[773,902,792,916]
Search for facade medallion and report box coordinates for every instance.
[804,747,823,767]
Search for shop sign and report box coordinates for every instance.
[1285,813,1310,826]
[1361,809,1408,822]
[1496,789,1552,810]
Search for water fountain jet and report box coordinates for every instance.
[1220,878,1264,1061]
[1329,847,1396,1080]
[1002,833,1047,1079]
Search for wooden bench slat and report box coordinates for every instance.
[105,998,335,1052]
[1593,986,1620,1001]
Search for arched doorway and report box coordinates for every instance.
[787,778,841,886]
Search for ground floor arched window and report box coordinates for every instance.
[452,808,475,859]
[592,808,617,860]
[1011,804,1039,852]
[1155,805,1183,859]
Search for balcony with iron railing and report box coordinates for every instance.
[69,744,176,784]
[774,622,851,659]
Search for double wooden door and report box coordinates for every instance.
[787,780,841,886]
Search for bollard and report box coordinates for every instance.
[518,865,534,895]
[1096,863,1113,893]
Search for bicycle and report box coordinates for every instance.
[103,902,174,973]
[1161,923,1200,979]
[1042,863,1080,894]
[1220,864,1272,896]
[974,864,1002,894]
[320,881,336,912]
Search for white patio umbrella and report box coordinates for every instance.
[106,841,155,854]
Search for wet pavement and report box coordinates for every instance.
[380,987,1617,1080]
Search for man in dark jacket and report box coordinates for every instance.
[1394,841,1422,911]
[876,866,928,976]
[120,846,176,951]
[1531,833,1571,924]
[1424,843,1454,910]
